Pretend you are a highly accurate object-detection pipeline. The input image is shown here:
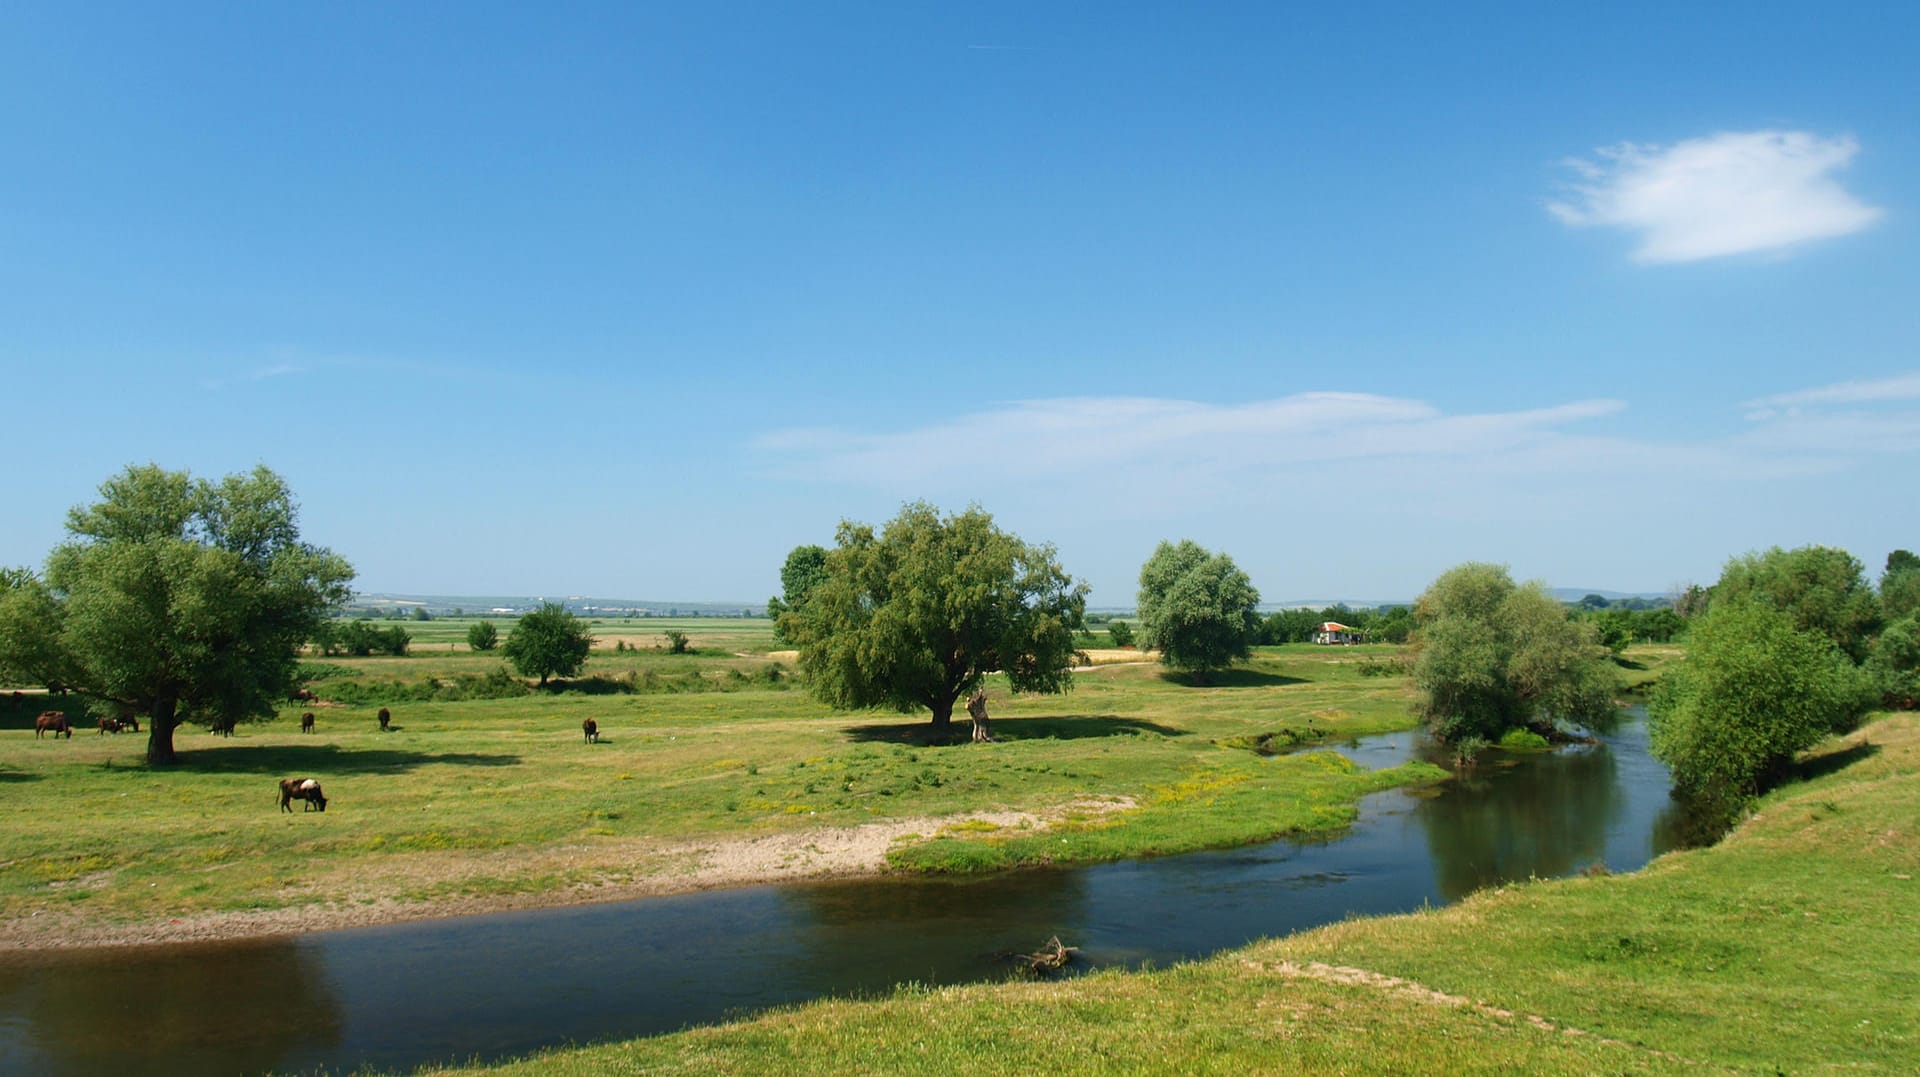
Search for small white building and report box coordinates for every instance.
[1313,621,1365,645]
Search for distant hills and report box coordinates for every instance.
[346,593,761,618]
[350,587,1677,619]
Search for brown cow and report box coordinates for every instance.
[34,711,72,739]
[582,717,598,743]
[211,716,237,737]
[97,716,123,735]
[300,712,315,734]
[291,688,315,703]
[120,713,140,733]
[278,777,328,812]
[377,707,391,732]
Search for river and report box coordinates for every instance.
[0,711,1685,1076]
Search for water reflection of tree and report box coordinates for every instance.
[776,869,1095,986]
[2,938,343,1077]
[1417,744,1625,901]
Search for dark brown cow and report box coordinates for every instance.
[97,716,123,735]
[34,711,72,739]
[211,716,237,737]
[582,718,598,743]
[278,777,328,812]
[300,712,315,733]
[120,713,140,733]
[291,688,315,702]
[377,707,391,732]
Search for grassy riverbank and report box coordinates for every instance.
[417,712,1920,1076]
[0,639,1439,947]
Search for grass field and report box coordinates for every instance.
[0,636,1442,942]
[416,711,1920,1076]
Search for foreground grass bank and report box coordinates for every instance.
[0,643,1435,944]
[416,712,1918,1076]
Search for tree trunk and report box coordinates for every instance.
[968,689,995,743]
[145,697,179,766]
[930,697,954,731]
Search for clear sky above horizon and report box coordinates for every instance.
[5,3,1917,606]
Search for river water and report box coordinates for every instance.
[0,712,1684,1076]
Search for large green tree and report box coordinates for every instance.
[0,465,353,764]
[784,502,1087,732]
[1136,540,1260,679]
[1649,601,1867,822]
[501,602,594,686]
[1410,563,1614,744]
[1710,545,1880,662]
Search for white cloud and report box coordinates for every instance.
[755,376,1920,501]
[1548,130,1883,263]
[754,391,1631,491]
[1742,371,1920,411]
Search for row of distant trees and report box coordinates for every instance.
[7,465,1915,801]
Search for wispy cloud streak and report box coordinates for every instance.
[1548,130,1883,263]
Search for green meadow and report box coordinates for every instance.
[1,629,1439,936]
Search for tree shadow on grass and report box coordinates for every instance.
[542,676,635,696]
[1158,669,1305,688]
[842,714,1185,746]
[1788,739,1881,784]
[0,770,42,783]
[175,743,523,775]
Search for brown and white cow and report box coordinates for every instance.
[278,777,328,812]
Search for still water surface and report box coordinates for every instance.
[0,712,1684,1076]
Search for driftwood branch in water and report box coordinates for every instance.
[1020,935,1079,973]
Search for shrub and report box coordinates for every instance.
[1497,728,1550,751]
[467,621,499,652]
[1649,601,1868,825]
[664,630,691,655]
[1108,621,1135,647]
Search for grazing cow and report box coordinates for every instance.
[211,716,237,737]
[34,711,72,739]
[291,688,315,702]
[300,712,315,734]
[377,707,391,732]
[120,713,140,733]
[582,717,598,743]
[97,716,123,735]
[278,777,328,813]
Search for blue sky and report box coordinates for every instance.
[4,3,1917,606]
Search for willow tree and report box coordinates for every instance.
[1135,539,1260,681]
[0,465,353,764]
[783,502,1087,733]
[1411,562,1614,745]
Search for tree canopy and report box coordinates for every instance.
[502,602,594,686]
[1136,540,1260,679]
[1410,562,1614,745]
[783,502,1087,731]
[0,465,353,764]
[1710,545,1880,662]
